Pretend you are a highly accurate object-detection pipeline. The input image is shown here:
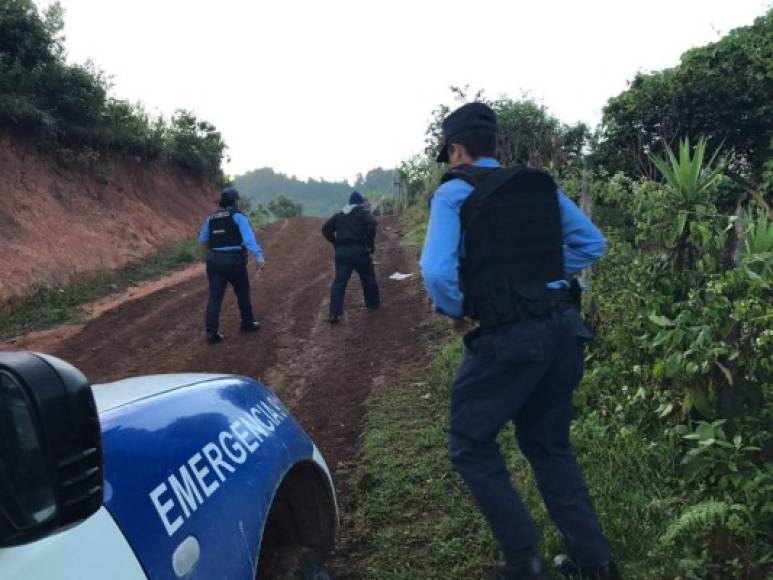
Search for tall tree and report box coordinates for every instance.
[598,10,772,194]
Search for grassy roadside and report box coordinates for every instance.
[0,240,199,340]
[348,211,682,579]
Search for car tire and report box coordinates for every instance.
[261,546,330,580]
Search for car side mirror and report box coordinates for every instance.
[0,352,103,546]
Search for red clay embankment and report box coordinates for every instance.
[0,130,217,304]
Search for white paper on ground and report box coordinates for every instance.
[389,272,414,281]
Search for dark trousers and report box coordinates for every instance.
[329,245,380,317]
[205,251,255,334]
[448,308,610,566]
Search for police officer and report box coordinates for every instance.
[322,191,380,323]
[199,187,264,344]
[420,103,619,579]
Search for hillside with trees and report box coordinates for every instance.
[234,166,396,216]
[0,0,226,182]
[0,0,225,302]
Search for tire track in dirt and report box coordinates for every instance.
[6,215,431,578]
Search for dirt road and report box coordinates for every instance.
[6,215,430,578]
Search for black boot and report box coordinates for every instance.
[554,554,621,579]
[494,556,549,580]
[206,332,224,344]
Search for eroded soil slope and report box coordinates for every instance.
[0,131,216,304]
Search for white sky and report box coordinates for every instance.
[53,0,768,182]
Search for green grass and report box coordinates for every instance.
[351,323,686,579]
[0,240,199,340]
[349,211,688,579]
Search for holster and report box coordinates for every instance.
[473,280,553,330]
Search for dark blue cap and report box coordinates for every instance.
[220,187,240,207]
[349,191,365,205]
[436,102,498,163]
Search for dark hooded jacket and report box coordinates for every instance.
[322,203,377,252]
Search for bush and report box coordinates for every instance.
[267,195,303,218]
[584,140,772,575]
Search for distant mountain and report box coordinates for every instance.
[234,167,396,216]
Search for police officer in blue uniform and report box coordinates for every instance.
[199,187,264,344]
[420,103,619,579]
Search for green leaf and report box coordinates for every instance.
[690,387,714,418]
[669,211,689,245]
[664,353,682,377]
[715,362,734,386]
[696,422,715,440]
[649,313,675,327]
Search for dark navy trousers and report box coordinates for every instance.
[329,245,381,317]
[448,308,610,566]
[205,251,255,334]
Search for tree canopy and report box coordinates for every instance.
[0,0,226,181]
[598,10,773,190]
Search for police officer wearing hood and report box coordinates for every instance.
[420,103,619,579]
[199,187,264,344]
[322,191,380,323]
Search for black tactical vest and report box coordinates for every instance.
[208,209,244,249]
[442,164,564,328]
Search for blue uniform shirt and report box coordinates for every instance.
[199,210,264,262]
[419,158,606,319]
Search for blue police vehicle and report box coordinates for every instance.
[0,352,337,579]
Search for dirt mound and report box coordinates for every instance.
[0,130,217,305]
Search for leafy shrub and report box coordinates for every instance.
[267,195,303,218]
[585,139,772,575]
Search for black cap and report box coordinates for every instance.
[219,187,240,207]
[436,102,497,163]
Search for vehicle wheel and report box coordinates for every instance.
[261,546,330,580]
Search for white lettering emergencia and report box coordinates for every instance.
[148,397,289,536]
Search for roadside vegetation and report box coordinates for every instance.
[0,0,226,182]
[267,195,304,218]
[354,12,772,579]
[0,240,199,340]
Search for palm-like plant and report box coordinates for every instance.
[743,211,773,280]
[649,137,724,208]
[745,211,773,255]
[648,137,725,270]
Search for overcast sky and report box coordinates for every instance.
[54,0,768,182]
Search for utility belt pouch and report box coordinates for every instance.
[477,280,519,329]
[512,280,552,318]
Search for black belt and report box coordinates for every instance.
[476,286,574,330]
[547,287,572,302]
[335,240,367,248]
